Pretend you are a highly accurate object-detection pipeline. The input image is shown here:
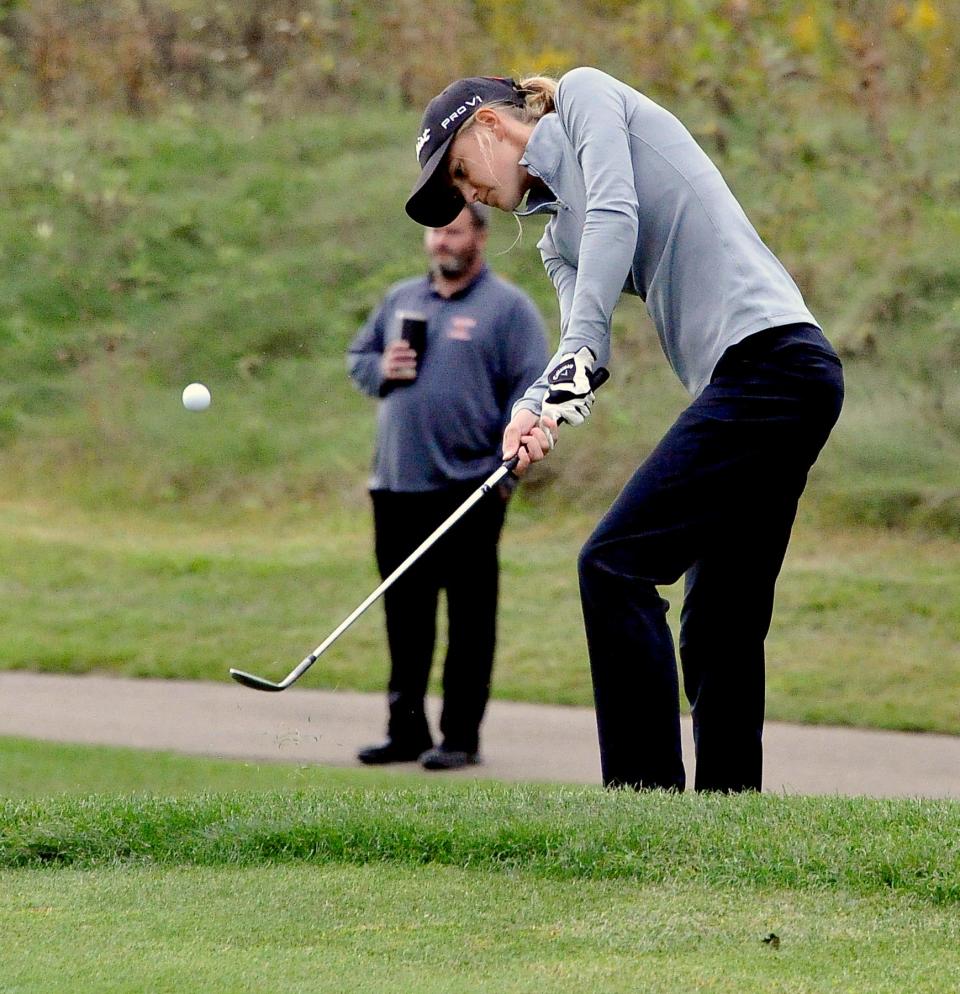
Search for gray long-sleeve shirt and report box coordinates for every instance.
[514,66,819,415]
[348,265,548,491]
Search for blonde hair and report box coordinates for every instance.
[458,74,558,141]
[515,75,558,119]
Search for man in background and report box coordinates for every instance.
[347,204,548,770]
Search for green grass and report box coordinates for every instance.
[3,787,959,901]
[0,737,425,799]
[3,98,958,492]
[4,864,959,993]
[3,741,957,904]
[2,100,959,520]
[3,750,959,992]
[1,498,958,732]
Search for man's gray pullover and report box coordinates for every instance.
[348,266,548,491]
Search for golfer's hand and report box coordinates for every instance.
[541,346,600,427]
[502,409,558,477]
[381,340,417,381]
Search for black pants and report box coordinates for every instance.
[372,482,507,754]
[578,324,844,792]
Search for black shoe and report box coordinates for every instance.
[419,746,480,771]
[357,739,432,765]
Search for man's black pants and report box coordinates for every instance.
[372,481,507,754]
[578,324,844,792]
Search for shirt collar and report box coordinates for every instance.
[516,114,565,216]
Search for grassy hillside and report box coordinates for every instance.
[0,81,957,730]
[0,92,957,519]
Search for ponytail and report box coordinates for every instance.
[517,76,558,118]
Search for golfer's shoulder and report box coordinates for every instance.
[555,66,623,107]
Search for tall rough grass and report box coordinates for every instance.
[2,787,959,906]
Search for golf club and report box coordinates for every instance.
[230,368,608,692]
[229,457,516,691]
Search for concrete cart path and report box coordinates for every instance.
[2,671,959,798]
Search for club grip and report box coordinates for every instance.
[589,366,610,391]
[502,365,610,472]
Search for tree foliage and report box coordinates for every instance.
[0,1,956,116]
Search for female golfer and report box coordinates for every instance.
[405,67,843,792]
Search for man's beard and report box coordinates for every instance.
[431,247,477,279]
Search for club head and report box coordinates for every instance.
[229,668,286,692]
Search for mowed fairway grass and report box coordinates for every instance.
[2,500,959,733]
[0,740,960,994]
[4,864,959,994]
[2,741,960,994]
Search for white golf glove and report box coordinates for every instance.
[540,347,605,428]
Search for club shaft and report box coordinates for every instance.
[232,368,610,692]
[275,461,513,688]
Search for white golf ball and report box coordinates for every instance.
[182,382,211,412]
